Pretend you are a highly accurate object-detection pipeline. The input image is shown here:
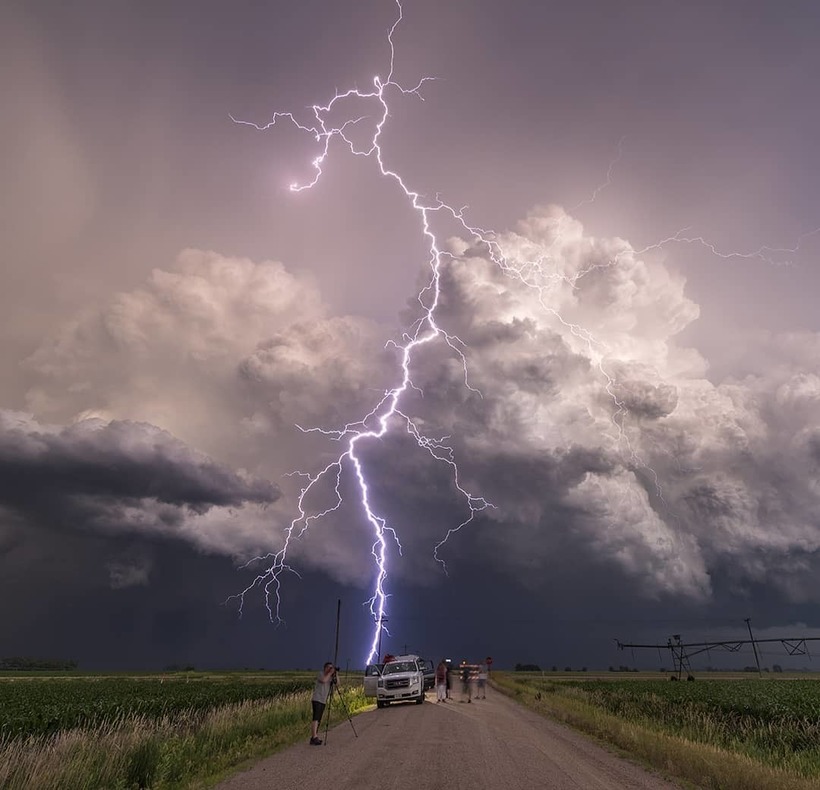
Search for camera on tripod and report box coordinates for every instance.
[319,601,358,744]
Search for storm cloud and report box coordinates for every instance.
[4,0,820,669]
[12,207,820,613]
[0,411,280,557]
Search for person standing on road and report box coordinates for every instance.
[460,663,472,703]
[310,662,336,745]
[435,659,448,703]
[477,662,488,699]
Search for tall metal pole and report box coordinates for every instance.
[333,599,341,669]
[745,618,762,677]
[324,599,358,741]
[324,599,342,745]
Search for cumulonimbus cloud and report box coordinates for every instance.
[17,210,820,605]
[405,206,820,600]
[23,249,325,459]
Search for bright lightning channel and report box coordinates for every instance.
[230,1,498,664]
[229,0,818,664]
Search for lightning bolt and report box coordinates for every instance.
[636,226,820,267]
[229,0,818,664]
[571,135,627,213]
[230,1,498,664]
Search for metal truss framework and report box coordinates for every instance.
[616,619,820,679]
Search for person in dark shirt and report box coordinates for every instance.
[460,663,472,703]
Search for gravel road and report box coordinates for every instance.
[216,686,681,790]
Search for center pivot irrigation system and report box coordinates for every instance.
[617,619,820,679]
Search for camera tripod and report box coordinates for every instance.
[322,672,358,744]
[322,600,358,744]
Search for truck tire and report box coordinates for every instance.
[376,700,385,709]
[415,691,424,704]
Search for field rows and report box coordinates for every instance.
[499,674,820,780]
[0,674,315,738]
[0,672,370,790]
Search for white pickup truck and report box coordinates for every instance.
[364,654,430,708]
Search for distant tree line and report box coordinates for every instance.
[514,664,589,672]
[1,656,78,671]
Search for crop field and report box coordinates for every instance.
[566,679,820,762]
[495,673,820,787]
[0,671,367,790]
[0,672,316,738]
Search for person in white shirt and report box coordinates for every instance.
[310,662,336,745]
[435,659,448,702]
[477,663,488,699]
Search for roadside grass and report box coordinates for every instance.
[0,684,368,790]
[493,673,820,790]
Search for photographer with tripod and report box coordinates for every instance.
[310,662,337,745]
[309,602,359,747]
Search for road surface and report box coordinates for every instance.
[216,686,681,790]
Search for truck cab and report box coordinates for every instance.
[364,654,427,707]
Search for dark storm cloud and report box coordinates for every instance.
[0,411,278,542]
[106,553,153,589]
[325,209,820,606]
[14,207,820,615]
[4,0,820,669]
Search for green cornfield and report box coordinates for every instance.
[499,674,820,781]
[0,672,367,789]
[572,679,820,760]
[0,674,315,738]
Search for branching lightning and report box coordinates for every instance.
[230,0,818,663]
[230,1,499,663]
[637,226,820,267]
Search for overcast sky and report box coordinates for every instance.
[2,0,820,671]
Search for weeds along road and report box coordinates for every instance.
[216,686,681,790]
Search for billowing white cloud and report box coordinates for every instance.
[15,209,820,606]
[24,249,325,460]
[358,206,820,600]
[238,315,394,431]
